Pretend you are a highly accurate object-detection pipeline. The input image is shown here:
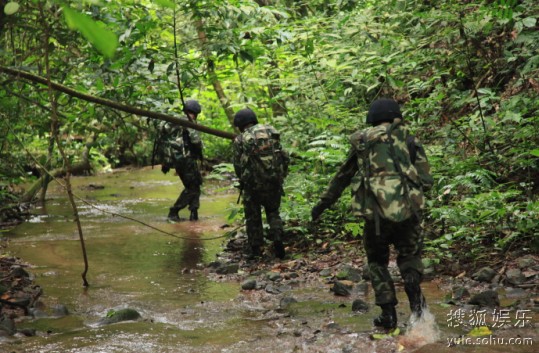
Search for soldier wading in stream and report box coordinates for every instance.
[311,98,433,329]
[159,99,204,222]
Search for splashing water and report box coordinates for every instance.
[399,307,440,350]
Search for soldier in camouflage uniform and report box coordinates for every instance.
[160,100,204,222]
[233,108,289,259]
[311,98,433,329]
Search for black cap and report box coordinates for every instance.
[184,100,202,114]
[233,108,258,128]
[366,98,402,124]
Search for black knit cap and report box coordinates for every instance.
[366,98,402,124]
[233,108,258,128]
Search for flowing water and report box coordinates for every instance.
[1,168,536,352]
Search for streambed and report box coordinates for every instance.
[0,168,536,352]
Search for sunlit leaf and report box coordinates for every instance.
[530,149,539,157]
[154,0,175,9]
[62,6,118,58]
[4,1,19,15]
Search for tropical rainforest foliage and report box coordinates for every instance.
[1,0,538,266]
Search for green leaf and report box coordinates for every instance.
[4,2,19,15]
[522,17,537,28]
[154,0,176,9]
[468,326,492,337]
[530,149,539,157]
[62,6,118,58]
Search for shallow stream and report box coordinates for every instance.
[1,168,536,352]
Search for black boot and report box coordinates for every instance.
[373,304,397,329]
[167,208,181,222]
[273,240,285,259]
[189,209,198,221]
[403,271,426,318]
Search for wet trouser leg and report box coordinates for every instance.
[393,218,425,315]
[364,220,397,306]
[243,189,264,249]
[171,159,202,214]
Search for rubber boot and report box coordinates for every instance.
[273,240,285,259]
[189,209,198,221]
[167,207,181,222]
[373,304,397,329]
[403,271,426,318]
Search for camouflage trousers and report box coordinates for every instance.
[172,158,202,212]
[363,217,424,306]
[242,186,284,248]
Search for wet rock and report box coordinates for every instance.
[215,263,239,275]
[0,315,16,336]
[452,286,470,301]
[468,290,500,307]
[284,272,299,280]
[517,257,535,269]
[331,280,353,296]
[472,267,497,283]
[351,299,369,312]
[51,304,69,317]
[17,328,36,337]
[98,308,141,325]
[362,264,371,281]
[337,265,363,282]
[280,296,298,309]
[266,272,281,282]
[505,287,528,299]
[265,283,281,294]
[505,268,526,285]
[241,279,257,290]
[9,266,30,278]
[319,268,332,277]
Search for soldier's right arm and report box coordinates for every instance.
[413,138,433,191]
[232,137,244,182]
[319,148,360,205]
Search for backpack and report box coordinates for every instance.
[349,120,425,224]
[237,124,289,188]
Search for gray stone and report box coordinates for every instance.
[0,316,16,336]
[337,265,363,282]
[9,266,29,278]
[468,290,500,307]
[351,299,369,312]
[452,286,470,301]
[266,272,281,282]
[505,268,526,285]
[362,264,371,281]
[241,279,257,290]
[331,281,353,296]
[517,257,535,269]
[319,268,332,277]
[472,267,497,283]
[280,296,298,309]
[216,263,239,275]
[52,304,69,317]
[505,287,528,299]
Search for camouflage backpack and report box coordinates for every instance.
[349,120,425,223]
[237,124,289,188]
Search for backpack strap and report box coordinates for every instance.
[362,131,381,236]
[406,135,417,165]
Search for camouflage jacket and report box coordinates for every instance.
[233,124,289,190]
[160,117,203,165]
[320,121,433,222]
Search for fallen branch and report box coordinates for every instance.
[0,66,236,140]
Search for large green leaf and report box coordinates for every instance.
[4,1,19,15]
[62,6,118,58]
[154,0,175,9]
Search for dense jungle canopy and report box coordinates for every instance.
[0,0,538,265]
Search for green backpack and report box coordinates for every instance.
[238,124,289,188]
[349,120,425,224]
